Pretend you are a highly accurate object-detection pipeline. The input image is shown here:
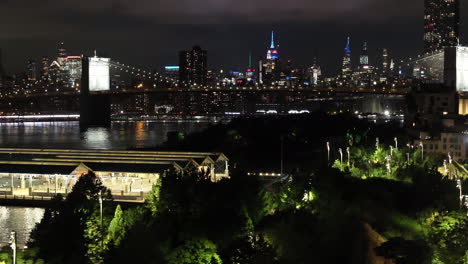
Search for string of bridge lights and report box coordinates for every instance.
[110,61,308,91]
[110,61,179,85]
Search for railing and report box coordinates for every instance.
[0,191,146,203]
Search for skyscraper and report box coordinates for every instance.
[27,59,37,81]
[58,42,67,61]
[179,46,208,86]
[382,48,389,75]
[359,42,369,66]
[262,30,280,84]
[40,56,50,79]
[342,37,352,80]
[424,0,459,53]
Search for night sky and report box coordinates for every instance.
[0,0,467,76]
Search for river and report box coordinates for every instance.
[0,120,219,244]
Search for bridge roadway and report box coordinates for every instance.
[0,86,409,100]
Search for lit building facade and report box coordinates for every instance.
[409,46,468,91]
[27,59,37,81]
[382,48,389,75]
[342,37,352,82]
[260,31,280,84]
[179,46,208,86]
[40,57,50,80]
[424,0,459,53]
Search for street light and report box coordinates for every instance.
[326,141,330,163]
[394,137,398,150]
[346,147,350,167]
[339,148,343,170]
[376,138,379,150]
[98,191,103,250]
[390,146,393,156]
[420,142,424,161]
[456,179,463,209]
[10,231,16,264]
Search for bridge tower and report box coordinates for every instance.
[80,55,111,127]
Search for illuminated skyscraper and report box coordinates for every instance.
[424,0,459,53]
[40,56,50,79]
[260,30,280,84]
[342,37,352,80]
[58,42,67,63]
[27,59,37,81]
[265,31,279,74]
[179,46,208,86]
[359,42,369,66]
[382,48,389,74]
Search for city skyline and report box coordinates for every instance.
[0,1,467,75]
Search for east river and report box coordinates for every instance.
[0,120,218,244]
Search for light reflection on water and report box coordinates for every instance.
[0,121,213,149]
[0,206,45,244]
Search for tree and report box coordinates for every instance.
[428,212,468,264]
[29,172,112,264]
[166,239,222,264]
[375,237,432,264]
[107,205,127,247]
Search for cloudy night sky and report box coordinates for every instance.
[0,0,467,76]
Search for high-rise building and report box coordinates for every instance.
[382,48,389,74]
[62,56,82,87]
[165,66,179,80]
[58,42,67,62]
[424,0,459,53]
[359,42,369,66]
[40,57,50,79]
[265,31,279,74]
[27,59,37,81]
[342,37,352,80]
[259,30,281,85]
[179,46,208,86]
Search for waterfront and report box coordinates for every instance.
[0,120,219,244]
[0,206,44,245]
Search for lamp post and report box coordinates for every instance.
[456,179,463,209]
[10,231,16,264]
[420,142,424,161]
[339,148,343,170]
[98,191,103,250]
[406,153,410,165]
[346,147,350,167]
[394,137,398,150]
[326,141,330,163]
[390,146,393,157]
[376,138,379,150]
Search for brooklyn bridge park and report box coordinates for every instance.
[1,114,467,264]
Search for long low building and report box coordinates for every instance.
[0,148,229,199]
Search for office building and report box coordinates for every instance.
[27,59,37,81]
[382,48,389,75]
[164,66,179,80]
[40,57,50,79]
[359,42,369,66]
[342,37,352,81]
[424,0,460,53]
[179,46,208,86]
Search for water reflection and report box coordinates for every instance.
[0,121,213,149]
[0,206,45,244]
